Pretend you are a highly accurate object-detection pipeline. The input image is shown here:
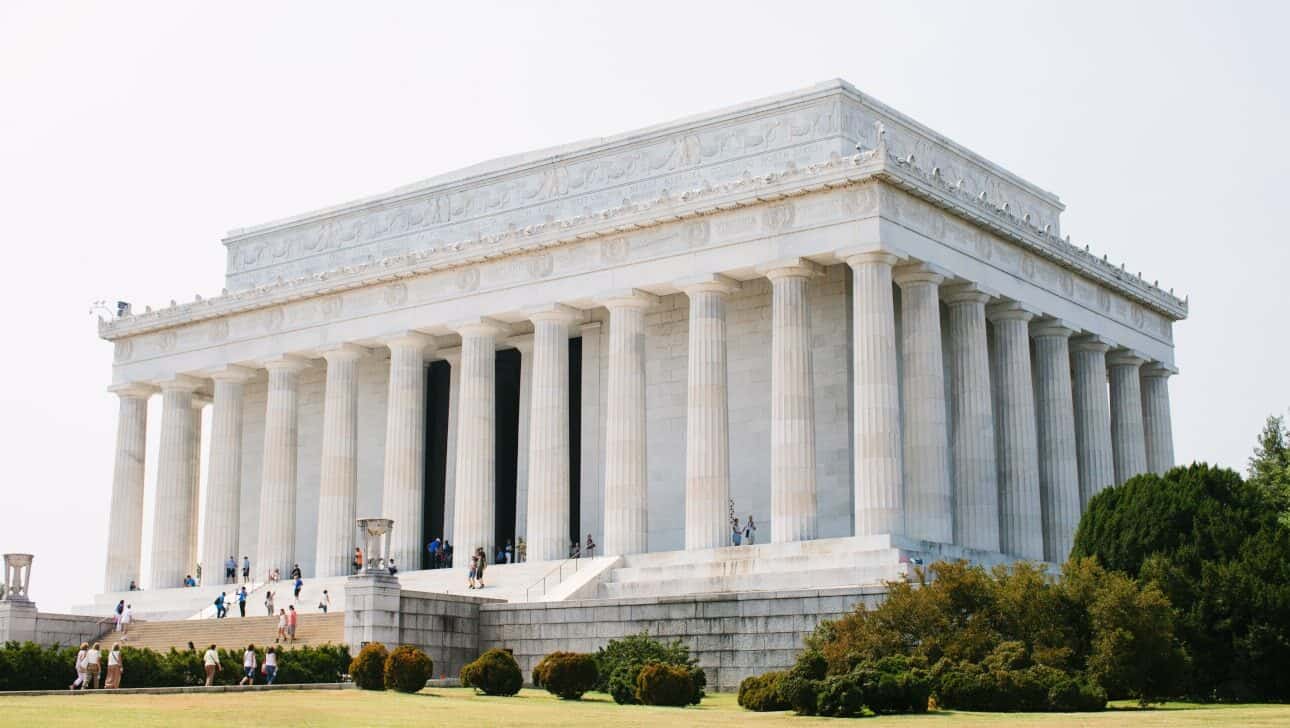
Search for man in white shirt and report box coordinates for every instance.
[202,644,221,686]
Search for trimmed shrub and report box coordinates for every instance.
[597,632,704,705]
[780,675,821,715]
[536,652,597,700]
[737,671,789,711]
[384,645,433,693]
[852,658,931,714]
[460,648,522,696]
[816,672,866,718]
[349,643,389,690]
[635,662,694,707]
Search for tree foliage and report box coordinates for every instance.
[593,632,705,705]
[460,648,522,696]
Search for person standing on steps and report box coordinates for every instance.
[265,590,274,616]
[353,546,363,573]
[516,537,526,563]
[467,552,478,589]
[120,604,132,640]
[104,643,123,689]
[239,644,257,685]
[113,599,124,632]
[237,586,248,617]
[731,517,742,546]
[241,556,251,584]
[318,589,330,613]
[290,563,302,581]
[275,609,287,643]
[225,555,236,582]
[286,605,298,643]
[214,592,227,618]
[744,515,757,545]
[585,534,596,558]
[474,547,487,589]
[293,574,303,601]
[202,644,220,686]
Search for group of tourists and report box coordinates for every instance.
[201,643,279,686]
[425,537,455,568]
[466,547,489,589]
[570,534,596,558]
[111,600,134,638]
[493,538,522,564]
[732,515,758,546]
[70,642,123,690]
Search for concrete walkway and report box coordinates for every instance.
[0,682,354,697]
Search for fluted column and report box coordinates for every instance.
[944,285,1000,552]
[1109,351,1149,484]
[1031,321,1081,562]
[1071,336,1115,508]
[513,336,534,544]
[256,356,307,579]
[187,394,208,575]
[1141,363,1176,474]
[846,250,904,537]
[103,383,155,592]
[440,349,461,543]
[201,367,253,586]
[681,274,739,550]
[987,302,1043,560]
[383,332,434,569]
[525,305,579,562]
[894,263,951,544]
[759,262,820,544]
[601,291,655,556]
[149,376,201,588]
[314,346,364,577]
[452,320,506,563]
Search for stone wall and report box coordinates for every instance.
[478,586,885,692]
[397,590,488,679]
[0,602,105,647]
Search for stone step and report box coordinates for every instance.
[608,550,901,583]
[596,564,905,600]
[104,613,346,653]
[616,535,901,569]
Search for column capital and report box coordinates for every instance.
[523,302,585,325]
[942,282,998,305]
[191,392,213,409]
[435,346,461,366]
[108,382,157,399]
[158,374,203,393]
[209,365,257,383]
[986,300,1039,323]
[319,343,369,364]
[892,261,949,287]
[504,334,534,353]
[596,288,659,309]
[1107,349,1149,368]
[1070,334,1112,353]
[1142,362,1179,378]
[451,317,509,339]
[382,331,435,355]
[756,257,822,280]
[837,242,904,267]
[1030,318,1076,339]
[263,354,311,374]
[675,273,740,296]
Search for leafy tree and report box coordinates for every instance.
[1248,415,1290,523]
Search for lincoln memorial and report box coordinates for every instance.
[94,80,1184,618]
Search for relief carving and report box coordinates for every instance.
[762,203,795,233]
[383,283,408,307]
[601,237,628,262]
[319,295,343,318]
[209,319,229,343]
[456,268,480,292]
[526,253,554,279]
[263,307,284,331]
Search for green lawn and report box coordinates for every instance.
[1,688,1287,727]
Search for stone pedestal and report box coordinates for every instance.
[343,572,402,651]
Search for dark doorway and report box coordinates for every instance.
[422,360,451,569]
[494,348,521,556]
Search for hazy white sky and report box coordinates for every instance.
[2,1,1286,612]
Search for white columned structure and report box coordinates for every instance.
[149,376,201,588]
[512,336,534,545]
[1031,321,1081,562]
[440,348,462,544]
[382,332,434,570]
[680,274,739,551]
[987,302,1044,560]
[187,394,208,575]
[452,320,506,563]
[943,285,1000,552]
[200,367,252,585]
[601,291,655,556]
[315,346,365,577]
[761,261,821,544]
[1071,336,1115,507]
[525,305,580,562]
[1141,363,1176,474]
[845,249,904,538]
[103,383,155,592]
[256,356,307,579]
[894,263,952,544]
[1108,351,1149,485]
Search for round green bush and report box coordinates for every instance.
[816,673,866,717]
[635,662,695,707]
[460,648,522,696]
[383,644,433,693]
[349,643,389,691]
[737,671,790,711]
[537,652,598,700]
[779,674,820,715]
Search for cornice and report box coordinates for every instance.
[100,142,1186,343]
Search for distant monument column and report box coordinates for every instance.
[257,356,308,580]
[452,320,506,563]
[315,346,365,577]
[987,302,1044,560]
[103,384,154,592]
[187,394,209,576]
[601,291,655,557]
[1141,363,1177,474]
[1109,351,1149,485]
[202,368,252,585]
[525,305,580,562]
[1031,321,1081,562]
[150,376,201,589]
[1071,336,1115,508]
[382,333,434,571]
[944,285,1000,552]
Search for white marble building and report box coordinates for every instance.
[98,80,1184,593]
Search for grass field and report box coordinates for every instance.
[1,688,1288,727]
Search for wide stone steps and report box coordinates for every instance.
[608,551,901,583]
[598,565,904,600]
[105,613,345,653]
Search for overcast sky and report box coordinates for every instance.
[2,1,1286,612]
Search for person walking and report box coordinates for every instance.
[239,644,257,685]
[475,548,487,589]
[353,547,363,573]
[275,609,287,643]
[202,643,220,686]
[83,643,102,689]
[225,555,236,582]
[263,646,278,685]
[70,642,89,690]
[744,515,757,545]
[237,587,248,617]
[241,556,251,584]
[104,643,123,689]
[113,600,125,632]
[265,590,275,616]
[293,574,303,601]
[286,605,298,643]
[120,604,133,640]
[290,563,302,581]
[467,553,478,589]
[318,589,330,613]
[214,592,227,619]
[585,534,596,558]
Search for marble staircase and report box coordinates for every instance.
[103,613,345,653]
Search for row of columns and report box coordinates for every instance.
[103,249,1177,592]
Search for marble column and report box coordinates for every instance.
[187,394,208,575]
[512,336,534,545]
[525,305,579,562]
[601,291,655,556]
[201,367,252,586]
[440,349,461,544]
[149,376,201,589]
[1109,351,1149,484]
[987,302,1043,560]
[452,320,506,564]
[315,346,364,577]
[382,332,434,570]
[256,356,307,580]
[846,250,904,538]
[944,285,1000,552]
[680,274,739,551]
[894,263,952,544]
[1071,336,1115,508]
[1031,321,1081,562]
[1141,363,1176,474]
[103,383,155,592]
[762,262,820,544]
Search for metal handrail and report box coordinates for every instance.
[523,556,581,602]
